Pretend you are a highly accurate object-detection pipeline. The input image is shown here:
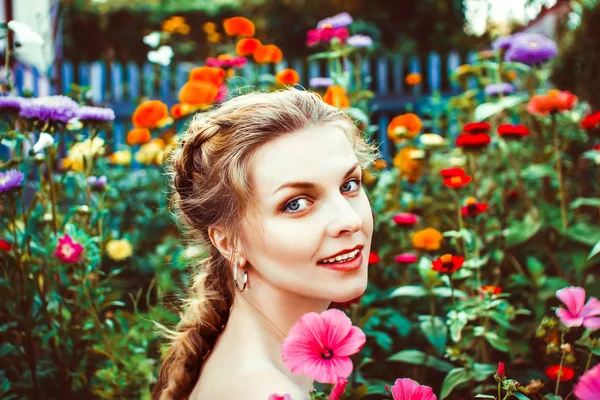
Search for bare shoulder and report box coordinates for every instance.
[213,368,310,400]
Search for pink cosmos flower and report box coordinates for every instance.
[328,378,348,400]
[53,233,84,264]
[395,253,418,264]
[392,212,418,225]
[268,394,292,400]
[282,308,366,384]
[555,286,600,329]
[574,364,600,400]
[390,378,437,400]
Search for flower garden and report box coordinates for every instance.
[1,7,600,400]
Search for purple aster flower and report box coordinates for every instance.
[347,34,373,48]
[504,33,557,65]
[491,33,526,51]
[309,77,334,88]
[317,12,353,29]
[87,175,107,189]
[0,96,24,113]
[19,95,79,124]
[484,83,516,96]
[0,169,25,194]
[78,106,115,123]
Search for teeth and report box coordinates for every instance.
[320,249,360,264]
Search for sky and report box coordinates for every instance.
[464,0,559,35]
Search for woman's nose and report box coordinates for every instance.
[324,194,363,237]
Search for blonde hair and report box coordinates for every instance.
[153,88,379,399]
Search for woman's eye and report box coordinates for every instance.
[283,198,310,214]
[341,179,361,193]
[281,179,361,214]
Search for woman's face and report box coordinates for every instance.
[239,124,373,303]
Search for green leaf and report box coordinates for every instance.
[345,107,370,124]
[441,368,474,399]
[543,395,561,400]
[420,316,448,357]
[505,216,543,248]
[484,332,510,352]
[473,363,497,381]
[521,164,557,180]
[448,310,469,342]
[475,395,497,399]
[564,223,600,246]
[367,330,392,352]
[387,349,454,372]
[570,197,600,209]
[474,95,528,121]
[390,285,427,298]
[432,287,468,298]
[513,394,531,400]
[588,241,600,260]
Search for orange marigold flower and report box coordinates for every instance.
[236,38,262,56]
[253,44,283,64]
[132,100,168,129]
[432,254,465,274]
[207,32,222,43]
[322,85,350,109]
[528,90,577,115]
[178,80,219,106]
[545,365,575,381]
[203,22,217,34]
[189,66,225,86]
[275,69,300,86]
[412,227,443,251]
[387,113,422,143]
[405,73,422,86]
[223,16,255,37]
[126,127,151,146]
[393,147,424,183]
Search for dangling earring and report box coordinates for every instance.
[233,260,248,292]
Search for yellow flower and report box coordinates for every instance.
[109,150,132,166]
[203,22,217,34]
[135,139,165,165]
[106,239,133,261]
[64,137,106,171]
[412,228,443,251]
[207,32,222,43]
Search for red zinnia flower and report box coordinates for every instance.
[432,254,465,274]
[582,111,600,130]
[481,285,502,295]
[392,212,418,225]
[462,197,488,217]
[440,167,466,178]
[497,124,530,140]
[443,175,472,189]
[456,133,491,149]
[528,90,577,115]
[546,365,575,381]
[464,121,491,134]
[0,239,11,252]
[368,252,380,264]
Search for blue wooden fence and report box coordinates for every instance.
[11,50,476,160]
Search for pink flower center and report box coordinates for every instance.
[321,349,334,359]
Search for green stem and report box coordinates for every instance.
[498,381,502,400]
[555,331,567,396]
[47,150,58,238]
[551,113,568,230]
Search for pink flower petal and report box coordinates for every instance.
[322,309,354,349]
[391,378,437,400]
[328,378,348,400]
[556,286,587,315]
[580,297,600,318]
[583,316,600,330]
[556,308,584,327]
[333,326,366,357]
[268,394,292,400]
[574,364,600,400]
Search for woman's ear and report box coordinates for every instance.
[207,226,246,265]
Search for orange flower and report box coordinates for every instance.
[189,66,225,86]
[126,127,151,146]
[275,69,300,86]
[387,113,422,143]
[207,32,222,43]
[223,16,255,37]
[170,103,195,119]
[406,73,422,86]
[162,16,191,35]
[528,90,577,115]
[393,147,424,183]
[372,159,387,170]
[202,22,217,34]
[253,44,283,64]
[132,100,168,129]
[481,285,502,295]
[236,38,262,56]
[322,85,350,109]
[412,228,443,251]
[506,70,517,81]
[178,80,219,105]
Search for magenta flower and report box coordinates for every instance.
[555,287,600,329]
[282,308,366,384]
[306,26,349,47]
[395,253,418,264]
[390,378,437,400]
[574,364,600,400]
[329,378,348,400]
[53,233,84,264]
[268,394,292,400]
[392,212,418,225]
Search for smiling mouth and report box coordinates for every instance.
[317,248,362,265]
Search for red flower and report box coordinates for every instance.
[497,124,530,140]
[461,197,488,217]
[0,239,11,252]
[464,121,491,134]
[432,254,465,274]
[368,252,379,264]
[440,167,466,179]
[481,285,503,295]
[443,175,472,189]
[546,365,575,381]
[456,133,491,149]
[392,212,418,225]
[594,144,600,151]
[497,362,505,378]
[395,253,418,264]
[528,90,577,115]
[582,111,600,130]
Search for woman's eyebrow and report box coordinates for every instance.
[271,163,360,195]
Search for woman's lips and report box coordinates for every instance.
[317,250,363,271]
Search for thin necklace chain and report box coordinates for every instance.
[239,295,287,342]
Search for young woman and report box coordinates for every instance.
[153,88,379,400]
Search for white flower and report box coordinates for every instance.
[449,156,466,167]
[419,133,446,147]
[147,46,174,67]
[408,149,426,160]
[32,132,54,153]
[143,32,161,48]
[7,20,43,46]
